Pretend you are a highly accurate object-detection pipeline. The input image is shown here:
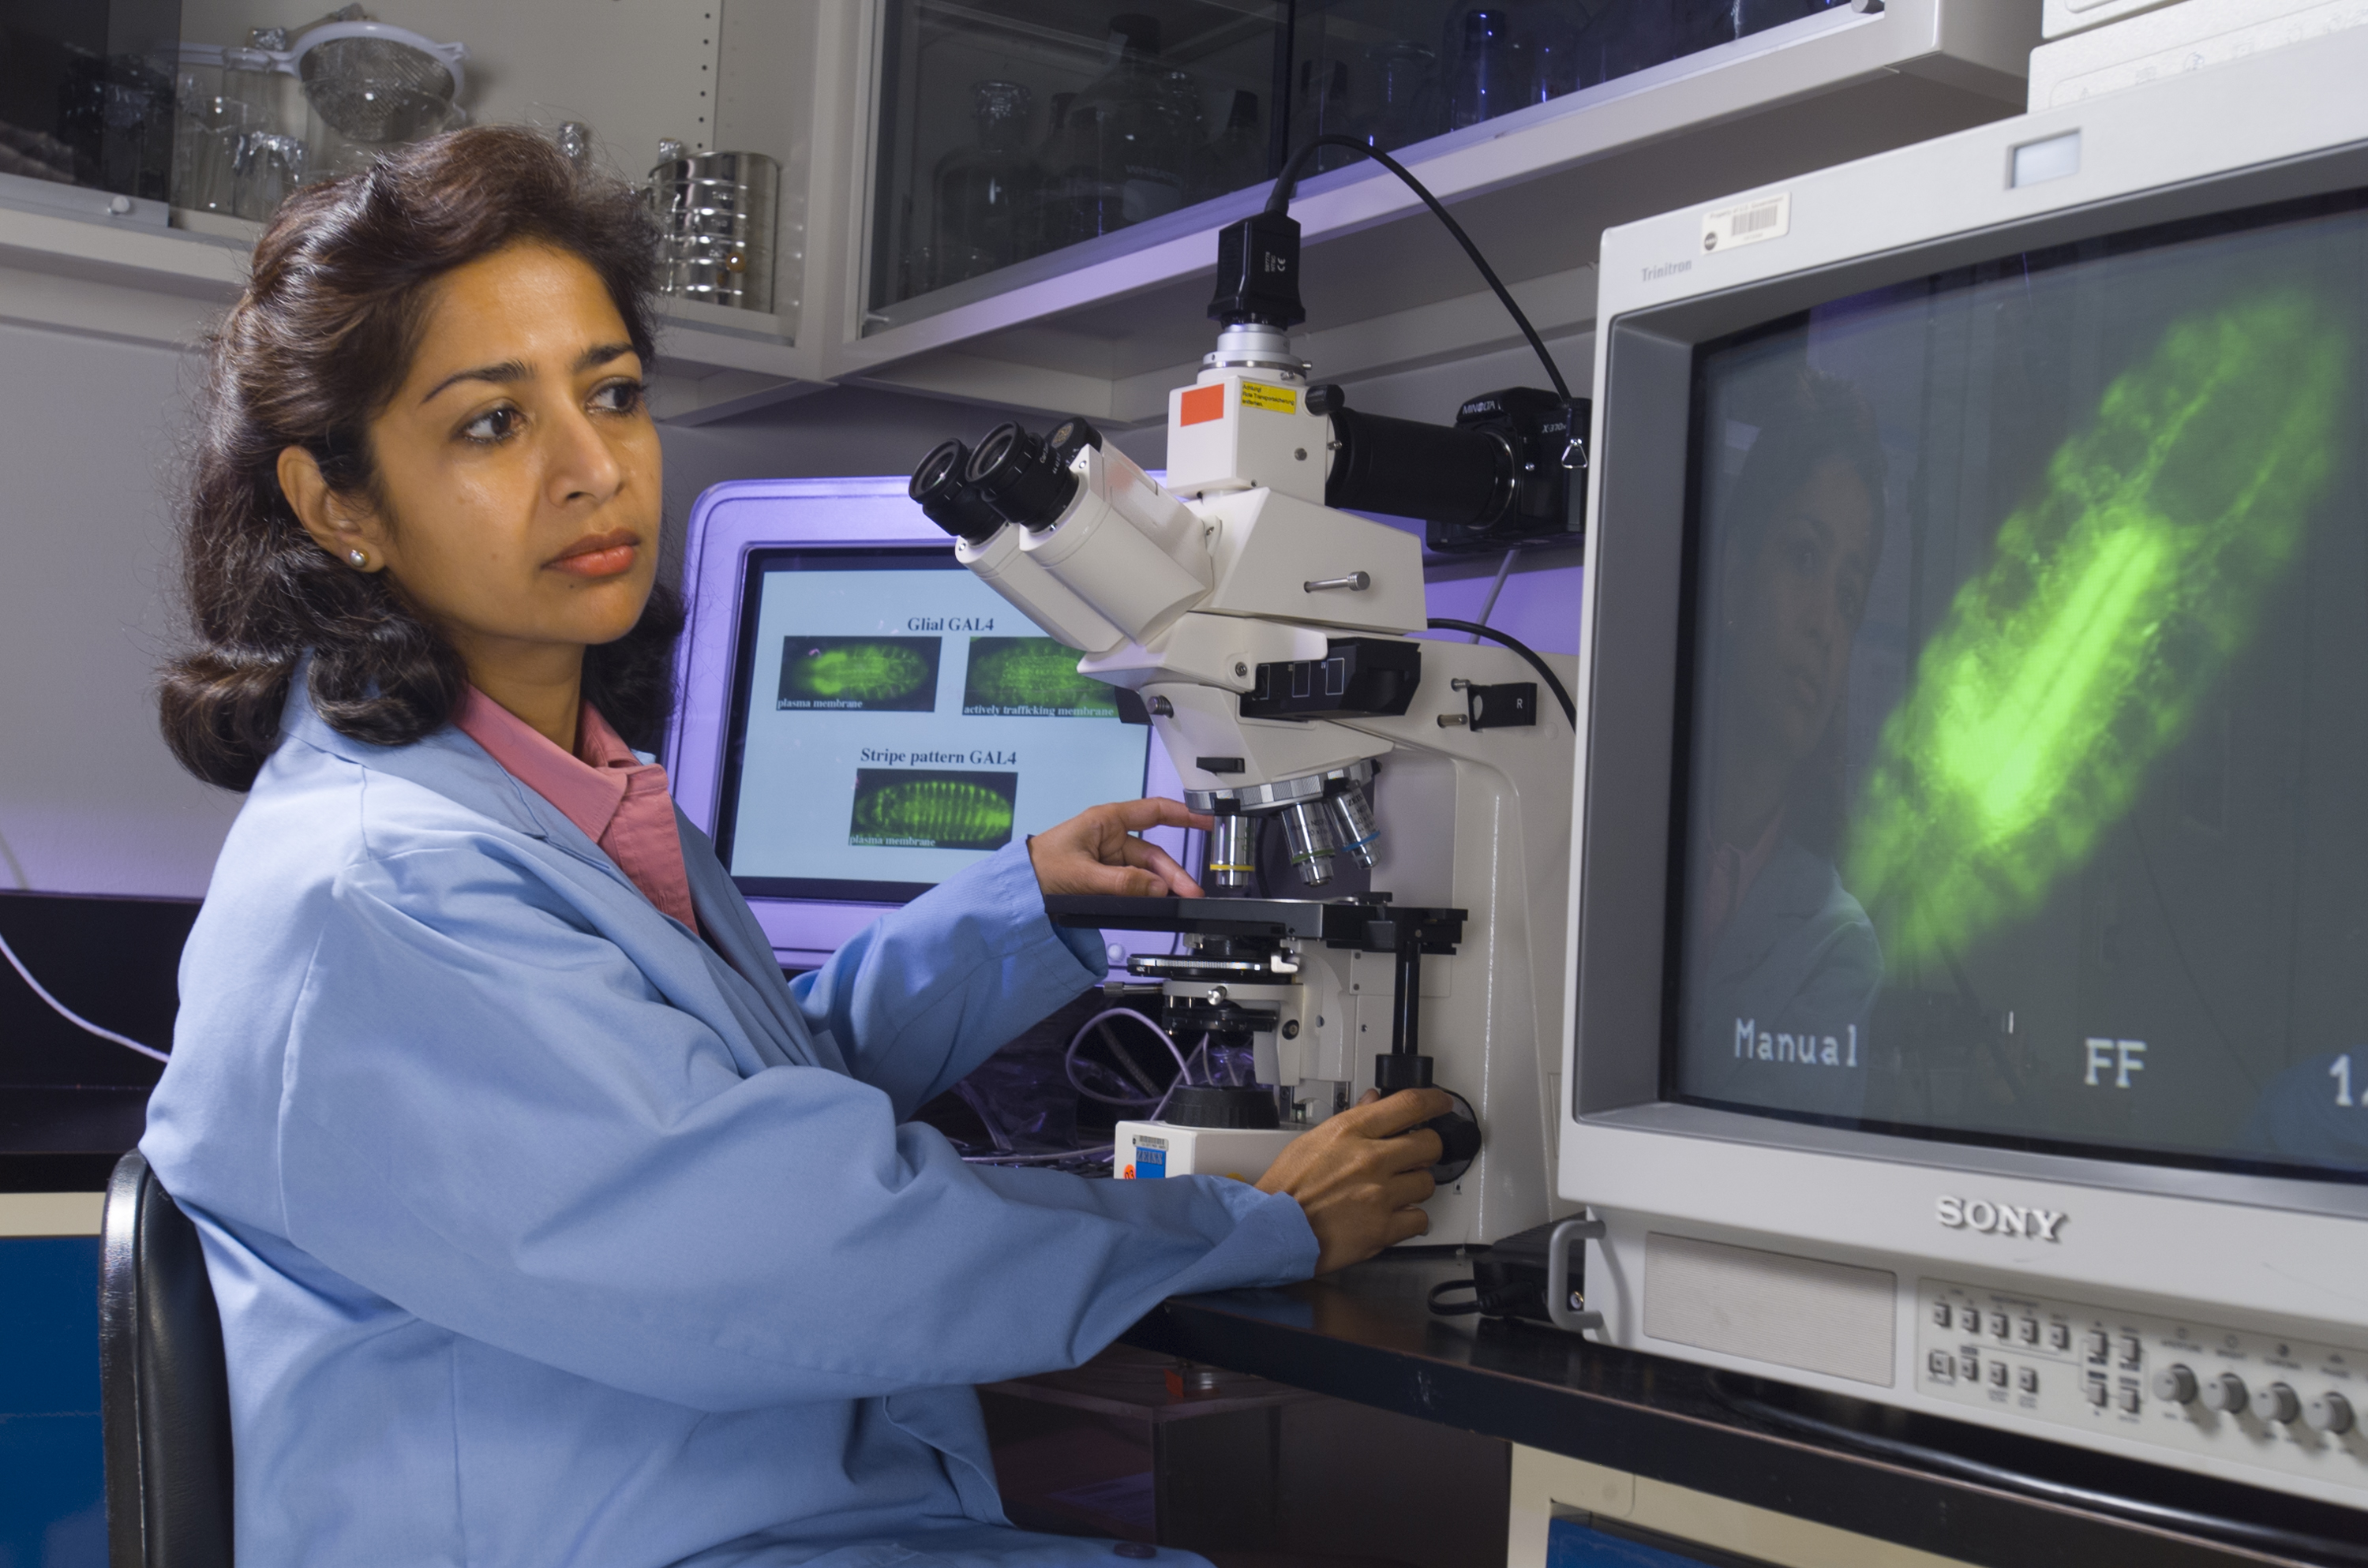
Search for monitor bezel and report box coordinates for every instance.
[1571,137,2368,1224]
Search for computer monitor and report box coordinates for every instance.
[667,477,1178,969]
[1562,36,2368,1510]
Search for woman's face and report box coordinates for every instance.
[1725,455,1877,768]
[343,242,660,667]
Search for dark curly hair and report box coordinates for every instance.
[159,123,681,791]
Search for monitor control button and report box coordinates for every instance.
[2048,1323,2071,1351]
[1931,1302,1951,1327]
[2117,1385,2142,1414]
[2250,1382,2301,1425]
[2200,1372,2249,1413]
[2018,1318,2040,1345]
[1959,1352,1980,1381]
[2018,1366,2040,1394]
[2085,1330,2111,1361]
[1988,1360,2010,1387]
[2085,1377,2109,1407]
[1989,1312,2010,1339]
[2153,1364,2198,1405]
[1927,1349,1954,1383]
[2119,1334,2144,1368]
[2305,1391,2355,1434]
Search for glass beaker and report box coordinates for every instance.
[1073,13,1185,227]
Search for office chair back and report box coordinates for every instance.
[101,1150,235,1568]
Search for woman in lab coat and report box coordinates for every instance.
[141,125,1447,1568]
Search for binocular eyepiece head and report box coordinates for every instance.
[965,422,1080,530]
[909,439,1006,544]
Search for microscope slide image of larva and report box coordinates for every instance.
[777,636,942,712]
[960,636,1117,718]
[848,769,1017,851]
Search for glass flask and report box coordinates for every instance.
[931,80,1042,290]
[1194,88,1268,204]
[1073,13,1186,227]
[1447,10,1525,131]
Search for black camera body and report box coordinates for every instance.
[1317,382,1588,557]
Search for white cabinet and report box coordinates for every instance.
[0,0,2041,427]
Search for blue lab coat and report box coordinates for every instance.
[141,679,1317,1567]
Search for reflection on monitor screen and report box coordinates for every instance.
[716,547,1150,903]
[1673,190,2366,1181]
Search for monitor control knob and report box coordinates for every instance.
[2151,1364,2198,1405]
[2250,1382,2301,1424]
[2305,1391,2355,1435]
[2199,1372,2249,1413]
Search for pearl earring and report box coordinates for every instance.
[347,548,369,569]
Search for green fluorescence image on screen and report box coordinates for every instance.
[961,636,1118,718]
[849,769,1017,850]
[1845,290,2346,967]
[777,636,942,711]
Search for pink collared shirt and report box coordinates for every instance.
[453,687,699,932]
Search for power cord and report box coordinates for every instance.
[0,926,168,1062]
[1267,136,1572,402]
[1427,619,1576,724]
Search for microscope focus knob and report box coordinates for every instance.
[2199,1372,2249,1413]
[1305,383,1346,416]
[2250,1382,2302,1425]
[2305,1391,2355,1434]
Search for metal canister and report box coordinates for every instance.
[645,144,780,313]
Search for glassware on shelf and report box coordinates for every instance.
[1364,41,1440,151]
[931,80,1043,291]
[1575,0,1680,91]
[1193,89,1267,204]
[1159,71,1206,207]
[234,133,309,219]
[1036,92,1120,253]
[646,144,781,312]
[1073,13,1186,227]
[173,84,270,215]
[1529,9,1583,106]
[1447,9,1525,131]
[1295,56,1357,168]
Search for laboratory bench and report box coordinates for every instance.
[1118,1252,2368,1568]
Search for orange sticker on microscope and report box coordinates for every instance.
[1179,384,1225,426]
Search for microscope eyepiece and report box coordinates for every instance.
[909,439,1006,544]
[966,422,1080,528]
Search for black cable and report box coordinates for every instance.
[1267,136,1571,402]
[1427,618,1576,725]
[1705,1373,2368,1566]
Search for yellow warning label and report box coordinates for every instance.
[1239,380,1298,414]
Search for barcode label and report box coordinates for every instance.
[1702,193,1791,254]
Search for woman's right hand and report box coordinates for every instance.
[1256,1087,1453,1274]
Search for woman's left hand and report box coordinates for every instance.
[1029,798,1216,899]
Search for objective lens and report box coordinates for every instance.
[1327,782,1380,868]
[965,422,1080,528]
[1280,800,1336,889]
[1205,813,1255,892]
[909,440,1005,543]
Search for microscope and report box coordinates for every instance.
[911,209,1581,1244]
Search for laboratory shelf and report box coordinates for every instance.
[1122,1252,2368,1568]
[835,0,2040,423]
[0,200,819,422]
